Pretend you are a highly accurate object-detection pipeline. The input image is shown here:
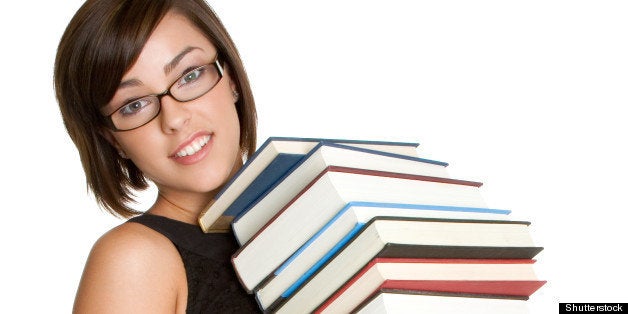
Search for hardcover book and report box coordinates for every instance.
[198,137,428,232]
[314,257,546,313]
[354,289,530,314]
[232,167,488,292]
[271,217,543,313]
[254,203,512,310]
[194,136,546,313]
[230,144,449,244]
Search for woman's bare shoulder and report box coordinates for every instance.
[73,221,187,314]
[91,221,182,269]
[94,220,177,255]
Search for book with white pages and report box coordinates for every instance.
[272,217,542,313]
[232,166,489,293]
[199,137,428,232]
[254,202,511,310]
[231,142,450,244]
[355,290,530,314]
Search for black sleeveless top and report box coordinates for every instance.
[128,214,260,313]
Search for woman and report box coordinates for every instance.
[54,0,259,312]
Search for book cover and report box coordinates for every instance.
[271,217,542,313]
[314,257,546,313]
[232,167,488,292]
[230,145,450,244]
[198,137,432,232]
[254,203,512,310]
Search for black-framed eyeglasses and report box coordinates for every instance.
[104,58,224,131]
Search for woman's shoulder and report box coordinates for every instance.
[73,221,187,313]
[94,220,181,263]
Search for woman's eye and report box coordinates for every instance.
[179,67,206,85]
[119,98,152,116]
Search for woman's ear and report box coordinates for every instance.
[231,88,240,102]
[225,64,239,102]
[229,77,240,102]
[99,128,128,159]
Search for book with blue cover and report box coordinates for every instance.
[253,202,512,310]
[196,136,545,313]
[230,144,450,245]
[271,217,543,313]
[198,137,428,232]
[231,166,489,292]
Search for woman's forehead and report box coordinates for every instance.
[134,12,217,68]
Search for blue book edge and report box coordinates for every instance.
[216,136,422,199]
[268,136,420,148]
[281,222,365,298]
[328,142,448,167]
[223,153,304,217]
[213,137,282,200]
[276,202,511,298]
[215,137,321,199]
[231,141,450,224]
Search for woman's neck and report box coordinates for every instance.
[148,191,214,225]
[147,156,244,225]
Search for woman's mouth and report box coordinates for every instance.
[175,135,211,158]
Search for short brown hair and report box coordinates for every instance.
[54,0,257,218]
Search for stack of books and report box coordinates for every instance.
[199,137,545,313]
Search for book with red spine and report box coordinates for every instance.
[314,258,546,313]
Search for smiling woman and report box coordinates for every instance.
[54,0,259,313]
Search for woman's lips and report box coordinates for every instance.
[175,134,211,157]
[171,133,213,165]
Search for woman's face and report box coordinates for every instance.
[102,12,242,198]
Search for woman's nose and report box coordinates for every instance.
[158,95,191,134]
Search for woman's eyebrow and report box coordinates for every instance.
[118,46,203,90]
[163,46,202,75]
[119,78,142,89]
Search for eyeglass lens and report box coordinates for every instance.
[109,61,222,131]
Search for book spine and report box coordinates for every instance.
[378,244,544,259]
[281,222,365,298]
[327,166,483,187]
[380,280,547,297]
[226,153,304,218]
[348,201,511,215]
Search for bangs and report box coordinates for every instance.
[67,0,171,112]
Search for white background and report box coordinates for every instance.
[1,1,626,313]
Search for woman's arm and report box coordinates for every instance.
[73,223,187,314]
